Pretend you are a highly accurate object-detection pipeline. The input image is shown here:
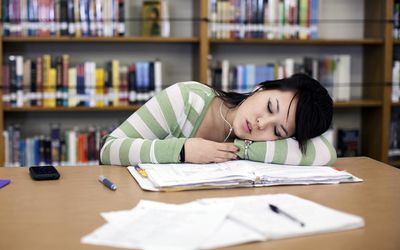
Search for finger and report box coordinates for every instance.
[213,157,232,163]
[217,143,239,153]
[216,150,238,160]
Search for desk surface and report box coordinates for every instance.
[0,157,400,250]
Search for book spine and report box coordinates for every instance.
[95,68,105,107]
[68,67,77,107]
[112,59,120,106]
[3,64,10,107]
[15,56,24,107]
[128,64,137,104]
[118,0,125,36]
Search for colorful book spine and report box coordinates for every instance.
[208,0,318,39]
[2,0,126,37]
[212,56,351,100]
[3,54,163,107]
[3,124,116,167]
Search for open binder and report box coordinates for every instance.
[128,160,362,191]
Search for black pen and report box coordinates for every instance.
[99,175,117,191]
[269,203,305,227]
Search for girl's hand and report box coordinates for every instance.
[184,138,239,163]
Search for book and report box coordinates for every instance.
[337,128,359,157]
[128,160,362,191]
[142,0,162,36]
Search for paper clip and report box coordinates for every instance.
[134,165,148,178]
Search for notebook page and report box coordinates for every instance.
[82,201,233,250]
[251,164,361,185]
[139,161,255,188]
[198,193,364,241]
[101,200,266,250]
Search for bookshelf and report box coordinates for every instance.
[0,0,396,167]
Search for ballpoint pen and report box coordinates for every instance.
[134,165,148,177]
[98,175,118,191]
[269,203,305,227]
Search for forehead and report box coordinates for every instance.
[253,89,297,104]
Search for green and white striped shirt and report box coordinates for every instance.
[100,81,337,166]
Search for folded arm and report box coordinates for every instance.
[100,84,189,165]
[234,135,337,166]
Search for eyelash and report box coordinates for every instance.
[267,101,273,113]
[274,128,281,138]
[268,101,281,137]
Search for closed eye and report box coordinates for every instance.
[267,100,273,113]
[274,127,281,138]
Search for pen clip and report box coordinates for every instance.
[134,165,148,178]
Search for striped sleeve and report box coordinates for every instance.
[234,135,337,166]
[100,84,189,165]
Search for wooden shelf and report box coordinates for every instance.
[3,106,142,112]
[210,38,384,45]
[333,100,382,108]
[392,102,400,107]
[3,36,200,43]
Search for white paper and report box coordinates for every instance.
[82,194,364,250]
[198,193,365,240]
[82,201,232,250]
[128,160,362,191]
[101,200,266,250]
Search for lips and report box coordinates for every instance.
[245,120,252,133]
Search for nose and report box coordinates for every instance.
[256,117,267,130]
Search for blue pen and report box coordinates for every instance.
[98,175,117,191]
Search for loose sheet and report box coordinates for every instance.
[81,194,365,250]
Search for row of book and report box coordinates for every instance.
[4,124,359,167]
[209,55,351,101]
[208,0,319,39]
[2,0,170,37]
[3,124,115,167]
[323,128,359,158]
[335,128,359,157]
[389,108,400,161]
[3,55,163,108]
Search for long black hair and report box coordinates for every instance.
[212,73,333,153]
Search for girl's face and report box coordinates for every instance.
[232,89,298,141]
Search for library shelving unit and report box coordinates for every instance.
[0,0,395,166]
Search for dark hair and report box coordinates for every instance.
[212,73,333,153]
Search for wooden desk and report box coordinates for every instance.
[0,157,399,250]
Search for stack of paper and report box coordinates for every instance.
[128,160,362,191]
[81,194,365,249]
